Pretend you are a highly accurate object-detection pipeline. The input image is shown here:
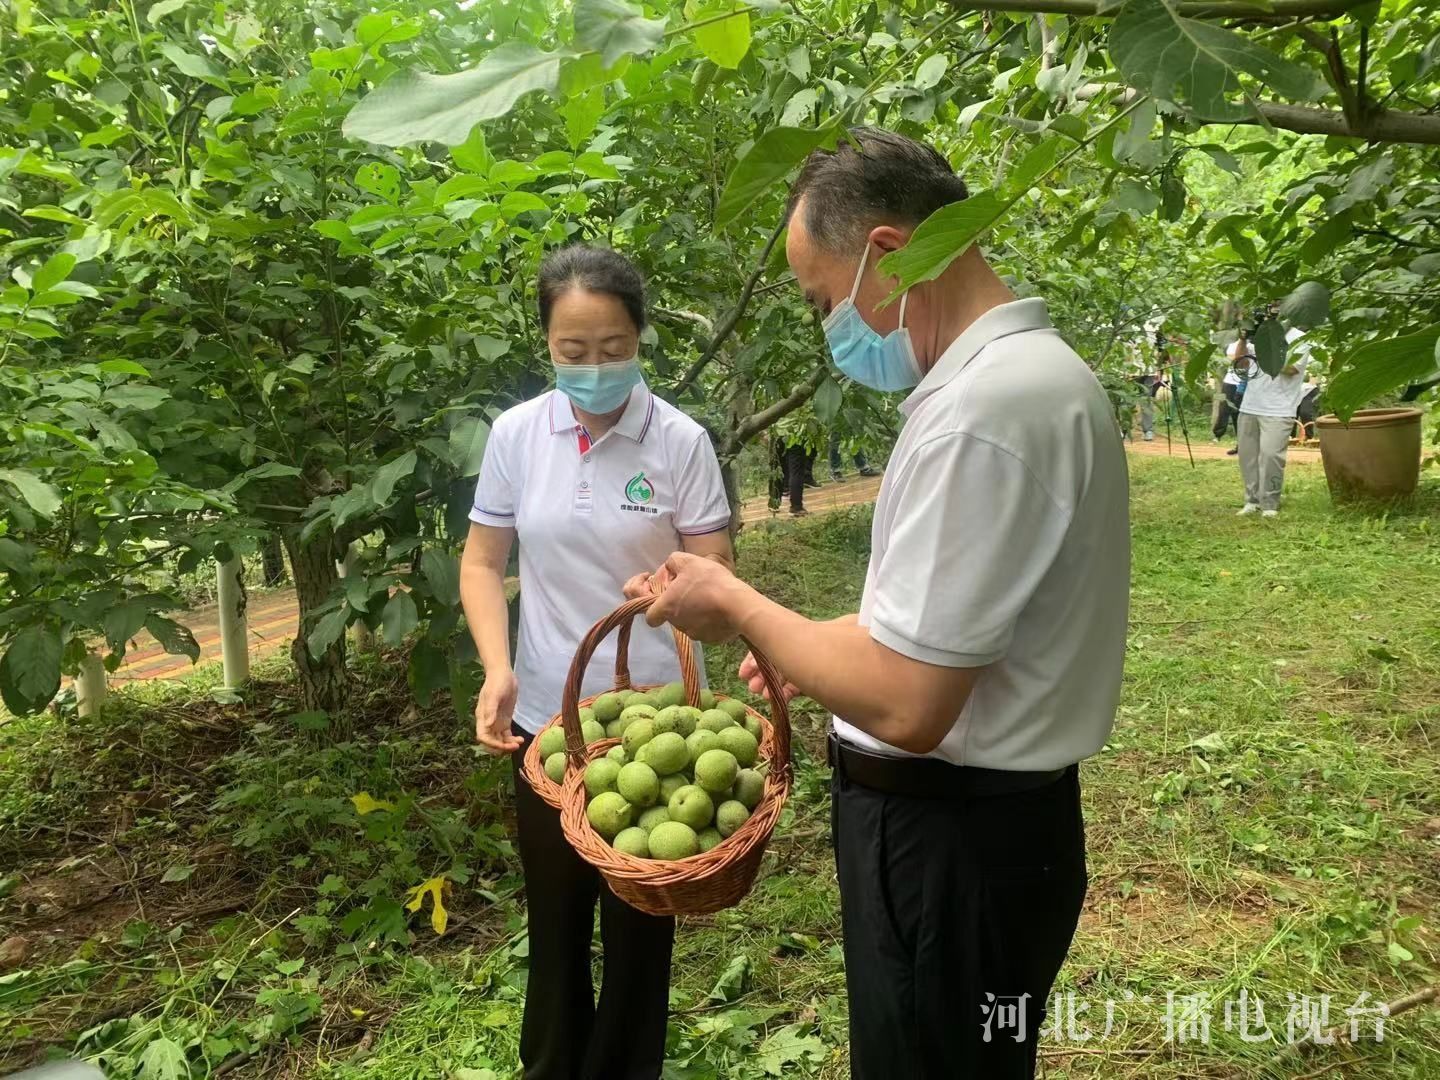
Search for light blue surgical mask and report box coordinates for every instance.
[553,357,642,414]
[821,245,922,392]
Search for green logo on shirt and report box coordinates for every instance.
[625,472,654,504]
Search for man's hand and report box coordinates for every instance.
[645,552,751,642]
[739,650,799,703]
[475,668,522,755]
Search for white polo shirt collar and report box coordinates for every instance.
[901,298,1054,417]
[548,382,656,444]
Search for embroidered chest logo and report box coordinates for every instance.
[622,472,658,514]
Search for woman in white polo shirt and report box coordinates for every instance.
[459,244,733,1080]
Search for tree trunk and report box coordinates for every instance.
[261,533,287,586]
[282,529,347,715]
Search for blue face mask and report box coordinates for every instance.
[821,245,922,392]
[553,357,642,414]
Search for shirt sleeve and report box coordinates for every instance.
[469,418,517,527]
[869,433,1073,668]
[672,431,732,536]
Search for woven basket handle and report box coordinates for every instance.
[560,597,793,783]
[561,598,700,761]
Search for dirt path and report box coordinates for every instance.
[112,439,1321,682]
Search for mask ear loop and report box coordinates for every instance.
[847,243,871,303]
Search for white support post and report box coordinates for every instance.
[216,555,250,689]
[76,651,106,718]
[338,544,375,652]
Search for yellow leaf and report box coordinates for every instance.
[351,792,395,815]
[404,875,448,935]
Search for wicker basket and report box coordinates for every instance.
[524,595,793,916]
[520,613,704,811]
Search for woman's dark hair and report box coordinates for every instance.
[537,244,647,332]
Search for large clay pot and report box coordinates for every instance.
[1315,408,1423,502]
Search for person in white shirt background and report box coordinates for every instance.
[459,245,734,1080]
[1214,328,1253,448]
[1236,323,1314,517]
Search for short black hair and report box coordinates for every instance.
[785,127,969,252]
[537,244,647,332]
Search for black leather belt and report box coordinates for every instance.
[827,732,1068,801]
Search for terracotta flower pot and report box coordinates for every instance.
[1315,408,1422,502]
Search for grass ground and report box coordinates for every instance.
[2,454,1437,1078]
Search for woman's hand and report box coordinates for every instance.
[475,668,523,755]
[622,570,654,600]
[739,650,800,704]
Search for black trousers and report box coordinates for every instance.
[781,442,812,511]
[511,741,675,1080]
[832,765,1087,1079]
[1214,384,1244,438]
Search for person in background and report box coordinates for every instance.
[1132,366,1163,441]
[634,127,1129,1079]
[779,438,814,515]
[1236,324,1312,517]
[1219,329,1254,452]
[828,430,881,480]
[460,244,734,1080]
[1296,370,1322,441]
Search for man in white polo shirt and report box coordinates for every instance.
[1236,324,1312,518]
[640,129,1129,1078]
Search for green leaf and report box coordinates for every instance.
[0,468,62,517]
[99,359,152,376]
[161,864,196,883]
[755,1024,824,1076]
[1199,145,1241,175]
[1109,178,1161,216]
[137,1035,190,1079]
[1327,325,1440,421]
[499,191,549,218]
[1278,281,1330,329]
[707,952,751,1002]
[160,43,224,81]
[308,607,349,659]
[407,639,449,705]
[105,385,170,411]
[1109,0,1325,121]
[1253,319,1287,376]
[0,624,63,716]
[714,126,838,232]
[874,191,1005,297]
[1300,213,1352,266]
[448,415,491,477]
[421,548,460,606]
[382,590,419,648]
[914,53,949,91]
[147,0,189,25]
[343,43,563,147]
[561,87,608,150]
[145,615,200,662]
[451,126,494,173]
[693,9,752,70]
[812,375,842,424]
[1185,343,1212,388]
[1387,940,1414,964]
[371,450,417,506]
[31,252,76,294]
[1002,137,1067,200]
[574,0,666,69]
[104,599,153,650]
